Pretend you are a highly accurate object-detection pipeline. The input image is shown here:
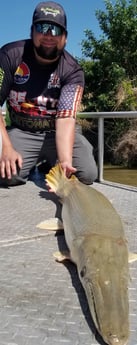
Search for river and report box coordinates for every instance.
[104,165,137,187]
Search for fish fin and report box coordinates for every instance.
[46,163,78,196]
[128,252,137,263]
[69,174,78,181]
[36,217,64,230]
[53,250,71,262]
[46,163,65,194]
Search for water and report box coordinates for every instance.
[104,165,137,187]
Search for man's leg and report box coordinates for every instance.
[39,130,97,185]
[0,127,45,186]
[37,131,57,168]
[72,131,98,184]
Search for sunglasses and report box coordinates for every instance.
[34,23,63,36]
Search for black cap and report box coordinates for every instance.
[32,1,67,30]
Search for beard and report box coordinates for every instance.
[34,44,63,60]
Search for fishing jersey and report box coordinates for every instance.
[0,39,84,131]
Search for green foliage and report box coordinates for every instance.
[80,0,137,111]
[118,80,137,110]
[79,0,137,166]
[96,0,137,77]
[104,118,130,162]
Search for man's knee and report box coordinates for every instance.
[76,164,98,185]
[73,132,98,184]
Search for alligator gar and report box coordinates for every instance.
[37,163,137,345]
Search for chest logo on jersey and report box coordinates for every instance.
[14,62,30,84]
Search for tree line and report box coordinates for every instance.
[78,0,137,167]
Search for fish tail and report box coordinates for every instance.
[46,163,77,197]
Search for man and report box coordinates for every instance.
[0,1,97,186]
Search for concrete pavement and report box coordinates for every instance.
[0,169,137,345]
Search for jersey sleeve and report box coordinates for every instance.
[0,49,14,107]
[56,64,84,119]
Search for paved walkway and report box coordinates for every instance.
[0,169,137,345]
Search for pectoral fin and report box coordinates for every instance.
[53,251,71,262]
[129,252,137,263]
[36,217,64,230]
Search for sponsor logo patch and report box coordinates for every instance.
[14,62,30,84]
[41,6,60,17]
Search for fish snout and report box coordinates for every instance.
[106,334,128,345]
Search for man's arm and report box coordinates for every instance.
[55,117,76,177]
[55,78,84,177]
[0,110,12,147]
[0,111,23,179]
[0,49,23,179]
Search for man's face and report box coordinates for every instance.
[32,22,67,60]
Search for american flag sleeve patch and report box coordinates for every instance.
[56,84,83,119]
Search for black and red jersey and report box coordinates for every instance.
[0,39,84,130]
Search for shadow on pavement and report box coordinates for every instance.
[55,232,107,345]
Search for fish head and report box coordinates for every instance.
[78,236,129,345]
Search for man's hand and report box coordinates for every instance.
[0,146,23,179]
[46,162,77,192]
[60,161,76,178]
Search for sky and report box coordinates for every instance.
[0,0,106,58]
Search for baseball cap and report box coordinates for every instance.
[32,1,67,30]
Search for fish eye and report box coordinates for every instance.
[80,266,86,278]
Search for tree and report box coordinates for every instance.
[78,0,137,165]
[96,0,137,77]
[80,0,137,112]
